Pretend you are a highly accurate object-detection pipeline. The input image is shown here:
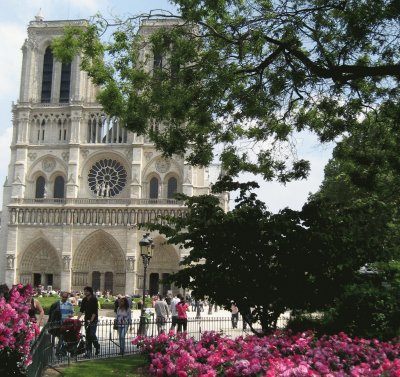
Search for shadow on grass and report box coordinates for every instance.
[43,355,149,377]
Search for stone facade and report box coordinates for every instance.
[0,16,227,295]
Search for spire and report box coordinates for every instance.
[35,8,44,22]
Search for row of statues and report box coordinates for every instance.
[96,181,112,197]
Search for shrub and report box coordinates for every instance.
[0,284,40,376]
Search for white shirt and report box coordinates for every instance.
[170,297,181,317]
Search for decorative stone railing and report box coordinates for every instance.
[8,206,187,226]
[10,198,183,206]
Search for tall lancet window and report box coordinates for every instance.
[59,62,71,103]
[54,176,65,198]
[149,177,159,199]
[41,47,54,103]
[167,177,177,198]
[35,176,46,198]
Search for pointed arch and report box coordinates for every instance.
[72,230,126,292]
[19,237,62,288]
[41,46,53,103]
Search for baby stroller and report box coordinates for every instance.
[60,318,86,357]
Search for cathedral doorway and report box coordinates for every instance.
[104,272,114,292]
[72,230,126,294]
[137,236,180,295]
[19,238,62,289]
[149,273,159,295]
[92,271,101,291]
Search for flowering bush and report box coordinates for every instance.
[133,330,400,376]
[0,284,40,376]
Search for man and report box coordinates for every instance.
[77,286,100,357]
[49,291,74,357]
[154,294,170,334]
[170,293,182,331]
[230,301,239,329]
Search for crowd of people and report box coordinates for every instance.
[29,286,247,358]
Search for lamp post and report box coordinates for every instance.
[138,233,154,335]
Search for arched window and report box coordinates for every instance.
[41,47,53,103]
[149,177,159,199]
[167,177,177,198]
[35,176,46,198]
[153,51,163,70]
[59,62,71,103]
[53,176,65,198]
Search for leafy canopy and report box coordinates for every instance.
[52,0,400,183]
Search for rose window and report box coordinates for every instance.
[88,159,127,197]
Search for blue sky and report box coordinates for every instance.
[0,0,333,213]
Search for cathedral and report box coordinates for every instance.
[0,14,227,295]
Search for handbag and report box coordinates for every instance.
[113,319,118,330]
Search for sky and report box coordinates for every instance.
[0,0,334,213]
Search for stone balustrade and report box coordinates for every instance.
[9,206,187,226]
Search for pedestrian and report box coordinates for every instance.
[230,301,239,329]
[115,297,131,355]
[77,286,100,357]
[50,292,74,357]
[170,293,182,331]
[28,295,44,326]
[154,294,170,334]
[114,294,122,313]
[176,296,189,333]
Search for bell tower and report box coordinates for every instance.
[0,14,226,294]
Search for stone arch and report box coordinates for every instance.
[137,235,180,295]
[19,237,62,289]
[72,230,126,293]
[142,155,183,181]
[142,156,183,199]
[26,155,68,198]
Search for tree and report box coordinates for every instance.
[145,174,397,336]
[146,183,313,335]
[52,0,400,183]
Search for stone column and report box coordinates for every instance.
[125,256,136,295]
[61,255,71,292]
[5,254,15,287]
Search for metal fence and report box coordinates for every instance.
[28,314,290,374]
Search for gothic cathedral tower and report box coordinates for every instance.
[0,15,226,295]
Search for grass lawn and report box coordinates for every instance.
[43,355,149,377]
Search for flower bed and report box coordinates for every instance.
[132,331,400,376]
[0,284,40,375]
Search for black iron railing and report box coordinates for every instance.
[28,315,290,372]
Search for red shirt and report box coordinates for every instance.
[176,302,189,319]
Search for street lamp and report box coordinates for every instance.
[138,233,154,335]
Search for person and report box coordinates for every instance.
[230,302,239,329]
[50,292,74,357]
[28,296,44,327]
[154,294,170,334]
[115,297,131,355]
[114,294,122,313]
[195,300,201,318]
[77,286,100,357]
[241,307,252,331]
[176,296,189,333]
[170,293,182,331]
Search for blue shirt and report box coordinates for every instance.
[60,300,74,322]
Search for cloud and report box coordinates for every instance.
[0,23,25,99]
[0,127,13,202]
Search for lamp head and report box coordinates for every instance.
[139,233,154,258]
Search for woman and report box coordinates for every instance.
[28,296,44,327]
[115,297,131,355]
[176,297,189,333]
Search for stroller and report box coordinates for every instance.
[60,318,86,356]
